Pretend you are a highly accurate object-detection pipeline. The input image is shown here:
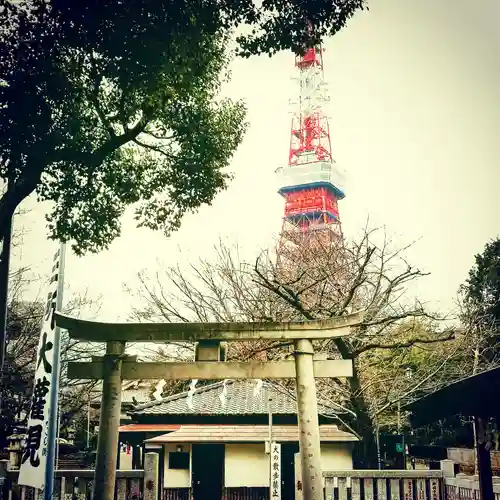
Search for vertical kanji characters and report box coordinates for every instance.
[30,376,50,420]
[43,289,57,330]
[21,425,43,467]
[36,332,53,374]
[270,442,281,499]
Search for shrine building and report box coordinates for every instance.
[117,379,357,500]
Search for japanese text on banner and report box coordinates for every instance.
[270,442,281,500]
[18,250,61,489]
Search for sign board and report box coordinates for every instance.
[294,452,303,500]
[396,442,404,453]
[18,249,62,489]
[270,442,281,500]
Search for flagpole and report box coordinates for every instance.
[44,242,66,500]
[0,212,13,410]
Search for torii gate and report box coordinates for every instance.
[54,311,363,500]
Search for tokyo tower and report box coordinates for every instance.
[276,46,346,256]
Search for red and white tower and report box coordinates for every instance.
[276,47,346,250]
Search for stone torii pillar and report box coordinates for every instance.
[55,312,364,500]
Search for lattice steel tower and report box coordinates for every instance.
[276,47,346,251]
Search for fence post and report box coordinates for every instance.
[440,459,455,478]
[0,459,9,498]
[144,452,159,500]
[116,476,127,500]
[440,460,456,500]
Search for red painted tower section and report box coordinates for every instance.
[277,47,346,247]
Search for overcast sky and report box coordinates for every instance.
[12,0,500,321]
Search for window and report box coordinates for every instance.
[168,451,190,470]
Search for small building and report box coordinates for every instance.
[91,379,153,425]
[120,379,358,499]
[406,366,500,500]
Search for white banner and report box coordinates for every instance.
[270,442,281,500]
[18,248,62,489]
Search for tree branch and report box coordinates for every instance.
[88,54,116,138]
[354,332,456,356]
[374,339,465,416]
[132,137,175,160]
[336,246,375,316]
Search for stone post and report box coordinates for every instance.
[144,452,159,500]
[294,339,323,500]
[0,459,9,496]
[92,341,125,500]
[440,459,455,477]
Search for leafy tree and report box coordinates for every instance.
[129,229,459,468]
[0,0,365,255]
[463,238,500,322]
[460,238,500,361]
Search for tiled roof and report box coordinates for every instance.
[145,425,358,443]
[130,380,336,416]
[119,424,181,433]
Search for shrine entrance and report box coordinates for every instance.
[280,443,299,500]
[191,444,224,500]
[54,310,363,500]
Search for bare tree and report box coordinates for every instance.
[1,269,102,448]
[130,228,464,467]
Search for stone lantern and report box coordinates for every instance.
[6,430,25,470]
[66,426,76,445]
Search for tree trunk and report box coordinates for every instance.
[351,411,379,469]
[347,362,379,469]
[0,170,41,239]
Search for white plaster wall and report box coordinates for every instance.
[320,443,354,470]
[163,444,192,488]
[159,442,352,489]
[225,444,270,487]
[119,450,133,470]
